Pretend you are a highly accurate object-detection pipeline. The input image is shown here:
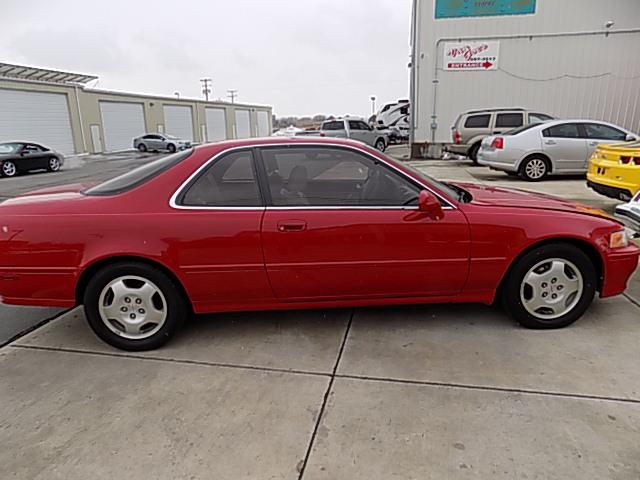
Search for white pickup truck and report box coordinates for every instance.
[320,118,388,151]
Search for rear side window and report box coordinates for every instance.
[84,149,193,196]
[543,124,580,138]
[464,114,490,128]
[322,121,344,131]
[583,123,627,141]
[495,113,524,129]
[180,151,262,207]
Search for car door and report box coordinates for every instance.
[582,123,630,167]
[20,144,47,170]
[258,145,471,301]
[541,123,588,172]
[169,148,274,310]
[321,121,347,139]
[348,120,375,146]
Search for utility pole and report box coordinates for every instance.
[227,89,238,103]
[200,78,212,102]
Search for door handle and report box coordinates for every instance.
[588,142,599,147]
[277,220,307,232]
[545,140,557,145]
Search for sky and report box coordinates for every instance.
[0,0,413,118]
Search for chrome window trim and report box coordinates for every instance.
[169,142,457,211]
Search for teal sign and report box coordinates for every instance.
[436,0,536,19]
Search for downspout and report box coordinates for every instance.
[73,84,87,153]
[430,28,640,144]
[409,0,420,147]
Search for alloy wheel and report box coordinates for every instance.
[2,162,16,177]
[519,258,584,320]
[98,275,168,340]
[525,158,547,180]
[49,157,60,171]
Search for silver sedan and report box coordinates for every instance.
[133,134,191,153]
[478,120,637,181]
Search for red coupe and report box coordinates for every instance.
[1,138,638,350]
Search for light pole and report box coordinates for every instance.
[200,78,212,102]
[370,95,377,116]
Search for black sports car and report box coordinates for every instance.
[0,142,65,178]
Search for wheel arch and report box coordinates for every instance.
[75,255,192,312]
[494,237,604,304]
[516,152,553,173]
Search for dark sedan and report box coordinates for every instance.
[0,142,64,178]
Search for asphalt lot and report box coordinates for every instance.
[1,148,639,479]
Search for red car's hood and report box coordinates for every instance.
[455,182,614,219]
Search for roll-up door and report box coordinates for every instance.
[235,109,251,139]
[205,107,227,142]
[100,101,146,152]
[257,110,270,137]
[163,105,194,141]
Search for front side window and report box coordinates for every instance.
[464,114,490,129]
[583,123,627,141]
[260,147,419,207]
[495,113,524,129]
[180,150,261,207]
[543,123,580,139]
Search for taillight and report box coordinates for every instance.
[492,137,504,149]
[621,156,640,165]
[319,132,326,137]
[454,130,461,144]
[620,156,631,165]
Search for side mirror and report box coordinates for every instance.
[626,134,636,142]
[418,190,444,220]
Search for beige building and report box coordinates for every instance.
[0,63,273,154]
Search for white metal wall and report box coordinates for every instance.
[205,107,227,142]
[257,110,271,137]
[235,109,251,139]
[163,105,194,141]
[0,88,75,154]
[100,101,145,151]
[413,0,640,143]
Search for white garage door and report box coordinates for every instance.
[0,88,75,154]
[235,109,251,139]
[100,102,146,152]
[257,111,271,137]
[205,108,227,142]
[163,105,194,141]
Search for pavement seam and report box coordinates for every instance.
[0,309,71,350]
[623,293,640,310]
[297,309,354,480]
[336,373,640,405]
[9,344,331,379]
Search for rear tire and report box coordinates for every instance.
[468,143,480,164]
[502,244,596,329]
[83,262,188,351]
[1,160,17,177]
[375,139,386,152]
[138,143,147,153]
[167,144,177,153]
[519,156,549,181]
[47,157,61,172]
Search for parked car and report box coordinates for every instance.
[478,120,638,181]
[448,108,554,163]
[615,191,640,233]
[0,142,64,178]
[1,138,638,351]
[133,134,191,153]
[320,118,388,151]
[587,140,640,201]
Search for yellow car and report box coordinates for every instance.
[587,141,640,201]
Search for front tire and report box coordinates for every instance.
[83,262,188,351]
[138,143,147,153]
[468,143,480,165]
[502,244,597,329]
[375,139,386,152]
[520,156,549,181]
[1,160,17,177]
[167,144,177,153]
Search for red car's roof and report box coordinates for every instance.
[193,136,366,155]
